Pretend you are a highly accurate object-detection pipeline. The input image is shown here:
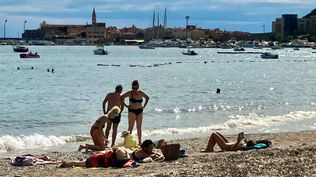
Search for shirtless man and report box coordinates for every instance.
[103,85,124,147]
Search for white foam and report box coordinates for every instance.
[142,111,316,138]
[0,134,87,152]
[1,111,315,153]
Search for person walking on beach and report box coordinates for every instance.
[78,106,121,151]
[121,80,149,145]
[103,85,124,147]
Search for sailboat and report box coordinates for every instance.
[139,11,156,49]
[181,16,197,56]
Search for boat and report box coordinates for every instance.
[293,47,300,50]
[260,52,278,59]
[312,46,316,49]
[93,45,108,55]
[253,45,263,49]
[20,52,40,58]
[182,47,198,56]
[271,45,282,50]
[234,46,245,51]
[13,46,29,52]
[138,43,155,49]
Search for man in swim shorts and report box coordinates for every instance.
[103,85,124,147]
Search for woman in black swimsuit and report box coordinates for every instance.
[121,80,149,145]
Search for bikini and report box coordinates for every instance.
[131,151,142,161]
[128,92,143,116]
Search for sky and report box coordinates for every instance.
[0,0,315,38]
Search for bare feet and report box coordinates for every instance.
[78,145,86,151]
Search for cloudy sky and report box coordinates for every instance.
[0,0,315,38]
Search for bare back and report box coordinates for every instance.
[104,92,122,113]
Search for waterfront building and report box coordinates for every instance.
[298,15,316,34]
[272,18,283,39]
[86,8,106,44]
[272,14,298,39]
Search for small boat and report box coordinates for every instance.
[260,52,278,59]
[253,46,263,49]
[234,46,245,51]
[293,47,300,50]
[182,48,198,56]
[271,45,282,50]
[94,45,108,55]
[138,44,155,49]
[13,46,29,52]
[20,52,40,58]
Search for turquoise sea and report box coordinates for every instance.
[0,45,316,155]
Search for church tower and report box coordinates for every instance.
[92,7,96,26]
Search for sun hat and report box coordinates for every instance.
[121,131,129,137]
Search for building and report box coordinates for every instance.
[282,14,298,37]
[22,21,85,41]
[298,15,316,34]
[86,8,106,44]
[272,18,283,39]
[272,14,298,40]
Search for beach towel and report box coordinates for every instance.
[243,140,272,151]
[10,154,61,166]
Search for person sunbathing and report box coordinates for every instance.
[60,147,135,168]
[78,106,120,151]
[201,132,247,152]
[130,140,164,162]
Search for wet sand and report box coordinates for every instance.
[1,130,315,177]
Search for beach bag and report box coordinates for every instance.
[161,144,180,161]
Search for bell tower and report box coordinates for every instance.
[92,7,96,26]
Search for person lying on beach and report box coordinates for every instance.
[60,147,137,168]
[201,132,272,152]
[130,140,164,162]
[115,131,140,150]
[201,132,247,152]
[78,106,121,151]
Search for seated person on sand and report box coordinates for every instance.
[115,131,140,150]
[130,140,164,162]
[201,132,272,152]
[60,147,135,168]
[78,106,121,151]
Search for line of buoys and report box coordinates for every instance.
[96,58,315,69]
[17,66,34,70]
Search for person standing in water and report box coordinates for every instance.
[103,85,124,147]
[121,80,149,145]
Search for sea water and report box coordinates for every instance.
[0,45,315,155]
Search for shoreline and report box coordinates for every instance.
[1,130,315,177]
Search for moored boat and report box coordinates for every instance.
[138,44,155,49]
[293,47,300,50]
[13,46,29,52]
[234,46,245,51]
[260,52,278,59]
[20,52,40,58]
[182,47,198,56]
[93,45,108,55]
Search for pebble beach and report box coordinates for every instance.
[1,130,315,177]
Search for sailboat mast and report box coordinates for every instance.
[163,7,167,28]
